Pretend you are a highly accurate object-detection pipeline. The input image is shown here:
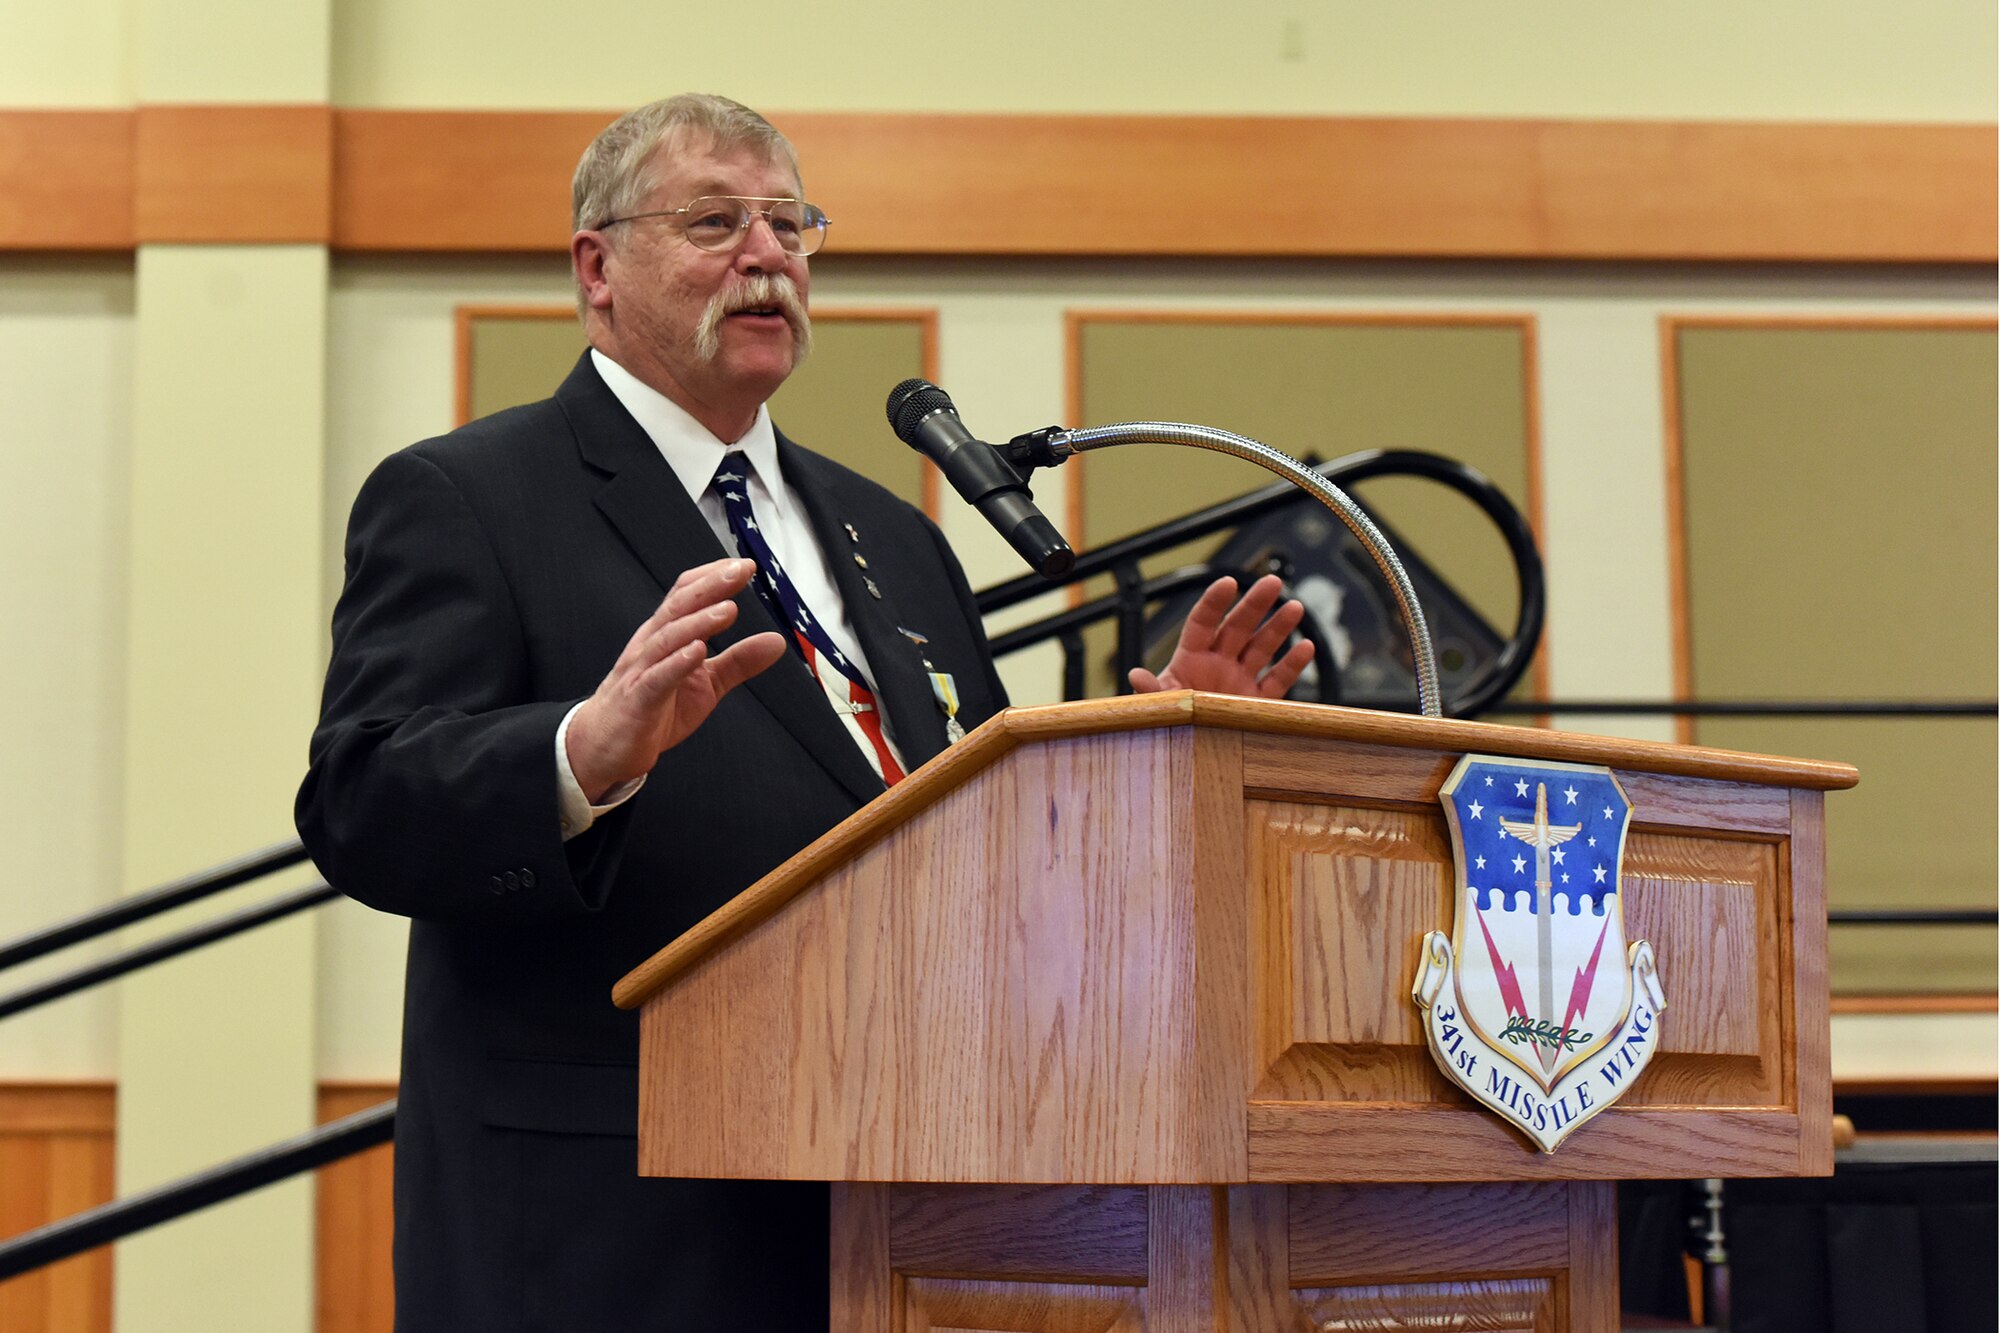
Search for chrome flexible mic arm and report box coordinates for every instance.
[1030,421,1442,719]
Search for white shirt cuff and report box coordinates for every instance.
[555,701,644,841]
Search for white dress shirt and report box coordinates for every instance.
[556,349,900,838]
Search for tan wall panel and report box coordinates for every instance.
[458,307,582,423]
[767,313,934,514]
[459,306,936,513]
[1072,314,1536,699]
[1672,322,1998,993]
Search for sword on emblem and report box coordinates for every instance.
[1498,782,1583,1072]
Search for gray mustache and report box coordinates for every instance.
[693,275,813,365]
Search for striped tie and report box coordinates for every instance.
[711,453,905,786]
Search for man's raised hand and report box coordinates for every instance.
[1128,574,1315,700]
[565,558,787,801]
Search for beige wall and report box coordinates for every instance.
[8,0,1994,117]
[328,0,1996,120]
[0,258,132,1081]
[0,0,129,105]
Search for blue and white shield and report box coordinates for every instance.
[1412,755,1668,1152]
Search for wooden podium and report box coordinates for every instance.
[615,692,1857,1332]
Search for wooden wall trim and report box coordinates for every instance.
[774,114,1998,264]
[0,111,133,250]
[1,108,1993,261]
[0,1080,115,1133]
[136,105,333,245]
[315,1082,398,1333]
[0,1082,117,1333]
[1659,316,1697,746]
[335,110,603,253]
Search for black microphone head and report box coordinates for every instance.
[886,377,957,444]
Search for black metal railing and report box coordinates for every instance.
[0,880,337,1021]
[0,837,328,1022]
[974,447,1546,719]
[0,834,382,1280]
[0,1101,396,1282]
[0,838,306,972]
[1485,700,1994,718]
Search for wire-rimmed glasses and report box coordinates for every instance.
[600,195,831,257]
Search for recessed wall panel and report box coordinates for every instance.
[1073,316,1536,701]
[462,307,933,511]
[1675,323,1998,994]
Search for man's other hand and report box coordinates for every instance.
[1128,574,1315,701]
[566,558,788,800]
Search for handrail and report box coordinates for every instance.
[0,1099,396,1282]
[1828,909,1997,926]
[1485,700,1994,718]
[0,837,307,974]
[984,563,1342,705]
[975,447,1545,718]
[0,881,337,1022]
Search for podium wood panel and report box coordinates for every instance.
[630,694,1849,1333]
[640,722,1252,1184]
[830,1180,1613,1333]
[631,694,1849,1185]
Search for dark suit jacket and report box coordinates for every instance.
[296,355,1007,1332]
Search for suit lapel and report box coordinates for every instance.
[556,356,887,806]
[780,436,951,772]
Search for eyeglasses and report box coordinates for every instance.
[600,195,831,257]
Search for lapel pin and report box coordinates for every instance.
[898,627,929,646]
[844,523,861,543]
[853,554,869,570]
[864,577,882,600]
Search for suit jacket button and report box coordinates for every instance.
[503,870,521,892]
[488,876,506,895]
[519,868,537,889]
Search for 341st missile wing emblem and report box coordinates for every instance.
[1413,755,1668,1152]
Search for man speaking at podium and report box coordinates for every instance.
[298,93,1312,1331]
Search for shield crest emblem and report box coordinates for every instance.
[1413,755,1668,1152]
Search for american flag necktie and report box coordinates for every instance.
[712,453,905,786]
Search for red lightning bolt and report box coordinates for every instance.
[1558,915,1613,1044]
[1472,906,1531,1022]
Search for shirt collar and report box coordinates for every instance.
[590,347,783,500]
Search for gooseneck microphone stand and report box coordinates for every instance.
[1011,420,1444,720]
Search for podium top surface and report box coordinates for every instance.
[613,691,1855,1010]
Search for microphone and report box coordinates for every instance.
[886,379,1075,579]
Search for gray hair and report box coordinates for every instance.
[571,93,800,233]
